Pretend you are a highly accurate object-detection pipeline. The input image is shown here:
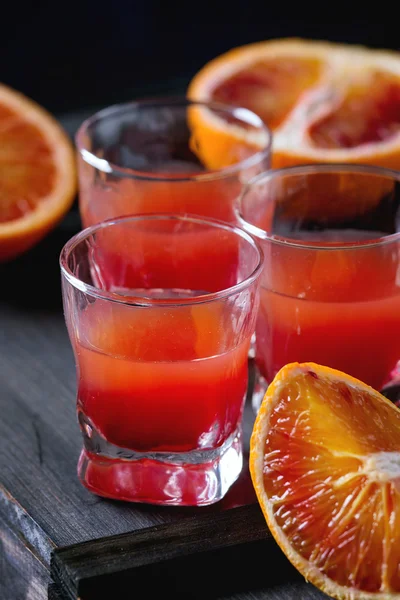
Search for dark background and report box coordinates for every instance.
[2,1,398,116]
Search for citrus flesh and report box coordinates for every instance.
[250,362,400,599]
[0,84,76,261]
[188,39,400,169]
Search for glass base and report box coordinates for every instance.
[251,369,269,414]
[77,424,243,506]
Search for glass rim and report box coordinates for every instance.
[60,213,264,307]
[75,96,272,182]
[236,163,400,250]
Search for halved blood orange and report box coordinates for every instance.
[250,362,400,599]
[188,38,400,169]
[0,84,76,261]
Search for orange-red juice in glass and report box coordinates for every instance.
[75,98,271,228]
[60,215,263,506]
[77,304,250,453]
[237,164,400,410]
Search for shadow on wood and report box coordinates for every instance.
[81,538,300,599]
[51,504,304,600]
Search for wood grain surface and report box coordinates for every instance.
[0,112,328,600]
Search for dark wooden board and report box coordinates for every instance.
[0,110,328,600]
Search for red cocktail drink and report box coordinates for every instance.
[238,164,400,409]
[61,215,263,505]
[76,99,271,228]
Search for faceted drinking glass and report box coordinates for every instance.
[237,164,400,411]
[60,214,263,506]
[75,98,271,227]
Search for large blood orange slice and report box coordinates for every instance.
[188,39,400,169]
[250,362,400,599]
[0,84,76,261]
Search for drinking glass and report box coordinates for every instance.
[60,214,263,506]
[237,164,400,411]
[75,98,271,227]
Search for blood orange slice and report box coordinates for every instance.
[250,362,400,599]
[188,38,400,169]
[0,84,76,261]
